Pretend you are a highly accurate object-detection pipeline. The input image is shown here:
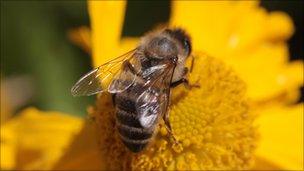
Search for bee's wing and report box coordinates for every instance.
[71,49,138,96]
[136,62,175,128]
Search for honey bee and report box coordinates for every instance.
[71,28,196,153]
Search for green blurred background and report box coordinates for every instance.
[1,1,303,117]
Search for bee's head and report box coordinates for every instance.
[143,28,191,64]
[145,36,178,60]
[164,28,192,57]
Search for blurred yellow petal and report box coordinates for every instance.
[68,26,91,54]
[68,26,139,61]
[255,104,304,170]
[0,107,83,170]
[120,37,139,53]
[265,11,294,41]
[227,44,303,102]
[170,1,302,104]
[0,119,16,169]
[281,61,304,91]
[88,1,127,67]
[253,156,282,170]
[170,1,260,55]
[52,121,104,170]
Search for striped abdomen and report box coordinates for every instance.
[114,83,158,153]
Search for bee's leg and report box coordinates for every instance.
[170,67,188,88]
[170,78,186,88]
[163,112,178,143]
[190,55,195,73]
[170,78,200,89]
[171,67,200,88]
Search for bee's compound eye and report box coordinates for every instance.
[164,28,192,56]
[184,39,191,56]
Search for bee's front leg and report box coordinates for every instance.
[170,68,200,89]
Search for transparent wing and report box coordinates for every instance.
[71,49,138,96]
[141,63,168,86]
[136,62,175,128]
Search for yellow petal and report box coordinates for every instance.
[253,156,282,170]
[120,37,139,53]
[265,11,294,41]
[52,121,104,170]
[255,104,304,170]
[0,119,16,170]
[227,44,303,102]
[170,1,260,56]
[68,26,91,54]
[0,107,83,170]
[88,1,127,67]
[170,1,301,104]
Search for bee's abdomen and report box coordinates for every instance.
[115,95,153,153]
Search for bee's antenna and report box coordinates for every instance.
[190,54,195,73]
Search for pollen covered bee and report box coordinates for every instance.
[71,28,196,153]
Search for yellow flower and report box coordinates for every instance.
[88,54,257,170]
[78,1,304,170]
[1,1,303,170]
